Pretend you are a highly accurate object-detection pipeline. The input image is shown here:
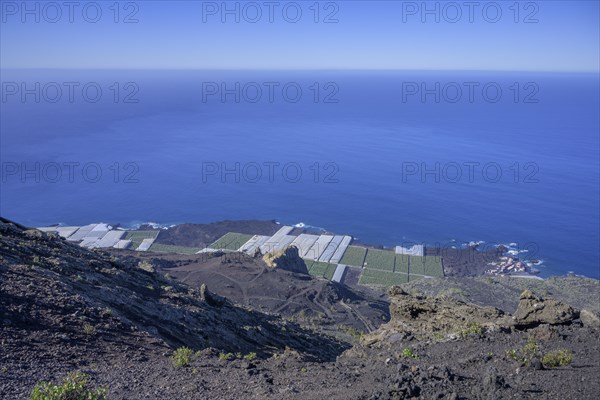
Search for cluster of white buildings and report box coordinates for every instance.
[395,244,424,256]
[486,256,527,275]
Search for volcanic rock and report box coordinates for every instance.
[512,290,578,329]
[580,309,600,328]
[262,246,309,274]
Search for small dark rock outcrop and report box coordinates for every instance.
[199,283,225,307]
[512,290,579,329]
[481,366,507,397]
[390,364,458,399]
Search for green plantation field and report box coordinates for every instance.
[148,243,202,255]
[409,256,444,277]
[394,254,409,273]
[307,261,328,276]
[424,256,444,277]
[409,256,426,275]
[339,246,367,267]
[323,264,337,280]
[359,269,409,286]
[210,232,254,251]
[356,254,443,287]
[210,233,237,249]
[124,231,159,249]
[364,249,396,271]
[306,261,337,280]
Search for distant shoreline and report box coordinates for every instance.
[31,219,559,280]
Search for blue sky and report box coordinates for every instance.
[1,0,599,71]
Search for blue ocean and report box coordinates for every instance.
[1,70,598,278]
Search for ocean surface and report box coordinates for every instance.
[1,70,598,278]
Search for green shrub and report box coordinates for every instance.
[542,350,573,367]
[506,349,520,362]
[31,372,107,400]
[218,352,234,361]
[243,352,257,361]
[401,348,418,359]
[83,323,96,336]
[458,322,483,338]
[522,337,539,358]
[171,347,193,368]
[506,338,541,365]
[432,332,446,342]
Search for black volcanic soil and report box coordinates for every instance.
[0,219,347,397]
[425,245,506,277]
[6,322,598,400]
[153,220,281,247]
[130,250,390,338]
[400,275,600,315]
[1,218,599,399]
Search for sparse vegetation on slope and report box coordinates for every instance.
[171,347,194,368]
[542,350,573,368]
[31,372,107,400]
[1,218,599,400]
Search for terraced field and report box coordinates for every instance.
[306,261,337,280]
[210,232,254,251]
[409,256,426,275]
[394,254,409,273]
[323,264,338,280]
[364,249,395,271]
[423,257,444,277]
[339,246,367,267]
[124,231,159,249]
[409,256,444,277]
[148,243,202,255]
[359,269,409,286]
[358,255,443,287]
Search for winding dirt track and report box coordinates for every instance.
[163,257,384,331]
[339,300,374,332]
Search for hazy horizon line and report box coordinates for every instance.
[1,67,599,74]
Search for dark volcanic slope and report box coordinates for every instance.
[0,219,347,398]
[2,217,599,400]
[400,275,600,314]
[135,251,390,336]
[425,245,505,277]
[153,220,281,247]
[341,287,600,400]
